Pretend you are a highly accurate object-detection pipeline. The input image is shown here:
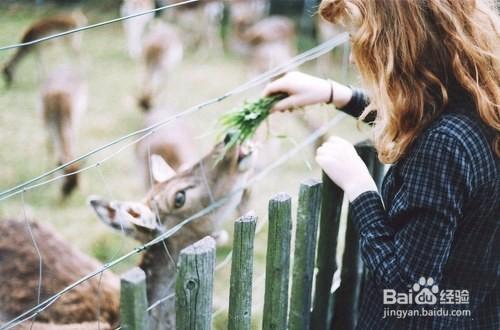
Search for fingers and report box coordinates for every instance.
[271,95,302,113]
[263,77,289,97]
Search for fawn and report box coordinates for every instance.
[120,0,155,59]
[0,135,255,329]
[138,22,183,111]
[2,11,87,87]
[89,134,255,328]
[228,0,269,55]
[135,106,197,189]
[244,16,296,74]
[163,0,223,52]
[40,65,87,198]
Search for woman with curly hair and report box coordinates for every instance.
[265,0,499,328]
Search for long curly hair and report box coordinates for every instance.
[320,0,500,163]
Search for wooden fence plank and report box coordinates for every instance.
[120,267,149,330]
[289,179,322,330]
[310,172,344,330]
[262,193,292,330]
[228,215,257,330]
[176,236,216,330]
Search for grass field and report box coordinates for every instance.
[0,3,370,328]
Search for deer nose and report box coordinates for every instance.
[223,132,236,146]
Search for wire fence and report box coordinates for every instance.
[0,0,200,52]
[0,33,349,203]
[0,2,352,328]
[1,111,347,330]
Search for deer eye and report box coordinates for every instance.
[174,191,186,208]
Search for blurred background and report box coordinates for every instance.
[0,0,370,328]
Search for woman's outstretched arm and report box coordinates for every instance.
[264,71,374,122]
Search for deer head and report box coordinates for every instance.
[89,134,255,250]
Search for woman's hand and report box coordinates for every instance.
[316,136,378,202]
[264,71,353,112]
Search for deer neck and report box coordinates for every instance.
[139,241,178,329]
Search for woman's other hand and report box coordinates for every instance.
[264,71,353,112]
[316,136,378,201]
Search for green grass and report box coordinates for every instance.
[0,3,370,328]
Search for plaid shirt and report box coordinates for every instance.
[340,89,499,329]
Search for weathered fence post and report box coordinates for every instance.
[176,236,216,330]
[120,267,149,330]
[262,193,292,330]
[311,172,344,330]
[228,214,257,330]
[289,179,322,330]
[331,142,384,330]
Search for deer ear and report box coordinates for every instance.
[151,154,176,183]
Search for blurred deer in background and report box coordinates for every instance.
[0,135,256,329]
[228,0,268,55]
[244,16,296,74]
[40,65,87,198]
[2,11,87,87]
[135,106,197,189]
[138,22,183,111]
[162,0,224,53]
[120,0,155,59]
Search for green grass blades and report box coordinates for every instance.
[217,93,288,153]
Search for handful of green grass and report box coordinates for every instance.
[217,93,287,151]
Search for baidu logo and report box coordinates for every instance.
[384,277,440,305]
[413,277,439,305]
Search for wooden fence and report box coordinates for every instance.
[120,143,384,330]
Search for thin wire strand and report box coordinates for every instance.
[0,0,200,52]
[0,113,346,330]
[0,34,349,202]
[21,191,42,330]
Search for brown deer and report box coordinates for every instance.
[89,135,255,329]
[244,16,296,74]
[228,0,269,55]
[40,65,87,198]
[120,0,155,59]
[138,22,183,111]
[0,218,119,329]
[162,0,223,52]
[2,11,87,87]
[135,106,197,188]
[0,135,255,329]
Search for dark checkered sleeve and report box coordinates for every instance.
[350,131,472,294]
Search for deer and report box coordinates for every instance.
[135,106,197,189]
[228,0,269,55]
[0,218,119,329]
[120,0,155,59]
[162,0,224,53]
[2,11,87,87]
[0,135,256,329]
[138,22,184,111]
[243,16,296,74]
[89,134,255,328]
[40,65,87,198]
